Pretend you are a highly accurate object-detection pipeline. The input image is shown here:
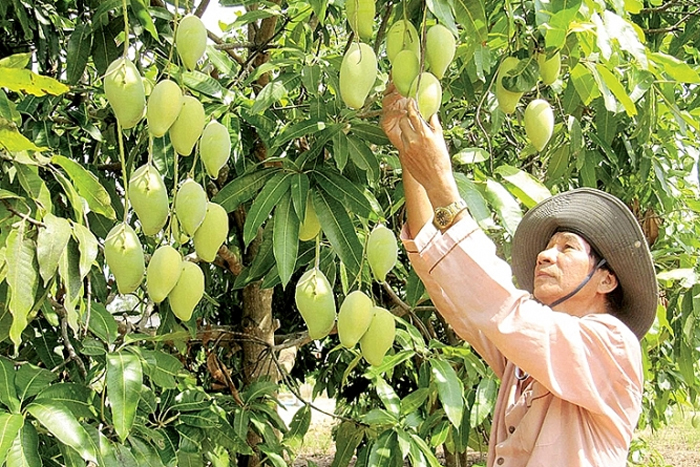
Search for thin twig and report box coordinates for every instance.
[1,199,46,228]
[50,297,88,378]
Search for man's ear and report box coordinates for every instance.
[597,270,619,295]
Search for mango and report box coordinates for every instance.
[386,20,420,64]
[425,24,456,80]
[337,290,373,348]
[128,163,169,236]
[147,79,184,137]
[346,0,375,41]
[168,261,204,321]
[193,202,228,262]
[170,215,190,245]
[175,179,208,236]
[360,306,395,366]
[408,72,442,121]
[339,42,378,110]
[294,268,336,340]
[176,14,207,70]
[495,57,523,114]
[104,222,145,295]
[146,245,182,303]
[367,225,398,282]
[104,57,146,129]
[538,51,561,85]
[169,95,205,156]
[524,98,554,151]
[392,49,420,97]
[298,196,321,241]
[200,120,231,178]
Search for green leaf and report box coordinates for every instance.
[400,388,429,416]
[139,348,184,389]
[452,0,487,44]
[0,127,48,153]
[26,400,97,462]
[594,64,636,117]
[14,163,52,212]
[430,359,463,429]
[361,409,398,426]
[501,56,539,93]
[51,155,116,220]
[178,451,204,467]
[251,74,301,114]
[494,165,551,209]
[0,53,31,69]
[52,167,85,220]
[131,0,159,40]
[92,23,120,76]
[409,433,442,467]
[0,90,21,125]
[453,147,489,164]
[66,24,92,85]
[283,405,310,451]
[331,421,364,467]
[5,226,38,349]
[483,179,522,235]
[15,363,56,402]
[425,0,458,36]
[71,221,98,280]
[346,135,379,181]
[6,423,41,467]
[469,377,498,427]
[0,358,20,413]
[35,383,96,420]
[454,174,495,230]
[314,169,372,218]
[349,123,391,146]
[0,413,24,465]
[86,302,118,344]
[169,388,211,412]
[183,70,227,99]
[36,213,72,286]
[243,171,293,246]
[272,119,326,151]
[106,351,143,442]
[273,192,298,288]
[130,436,166,467]
[650,52,700,84]
[368,430,399,467]
[58,239,82,327]
[212,168,277,212]
[570,63,600,105]
[0,67,69,96]
[313,191,363,279]
[374,378,400,416]
[180,409,223,429]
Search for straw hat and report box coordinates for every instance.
[511,188,658,339]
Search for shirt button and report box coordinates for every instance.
[497,458,505,465]
[508,426,515,434]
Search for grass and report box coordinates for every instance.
[631,410,700,467]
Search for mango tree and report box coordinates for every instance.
[0,0,699,466]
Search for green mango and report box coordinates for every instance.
[146,245,182,303]
[200,120,231,178]
[175,179,207,236]
[176,14,207,70]
[298,196,321,241]
[193,202,228,262]
[339,42,378,110]
[408,72,442,121]
[147,79,184,137]
[524,98,554,151]
[367,225,398,282]
[128,163,169,236]
[392,49,420,97]
[104,222,145,295]
[346,0,375,41]
[168,261,204,321]
[360,306,396,366]
[169,95,205,156]
[425,24,456,80]
[104,57,145,129]
[337,290,373,348]
[294,268,336,340]
[495,57,524,114]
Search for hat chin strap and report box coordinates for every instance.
[548,258,608,308]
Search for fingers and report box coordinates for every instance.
[429,113,443,137]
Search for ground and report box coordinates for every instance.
[278,388,700,467]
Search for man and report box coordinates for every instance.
[381,87,658,466]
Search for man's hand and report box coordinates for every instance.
[380,82,410,153]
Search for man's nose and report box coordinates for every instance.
[536,246,557,265]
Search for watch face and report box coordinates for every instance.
[435,209,450,227]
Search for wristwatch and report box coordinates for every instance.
[433,198,468,230]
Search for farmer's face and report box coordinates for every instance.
[532,232,599,309]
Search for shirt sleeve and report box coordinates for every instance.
[403,216,643,416]
[400,217,507,378]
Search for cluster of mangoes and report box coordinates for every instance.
[495,51,561,151]
[294,225,399,366]
[102,15,231,322]
[338,0,456,120]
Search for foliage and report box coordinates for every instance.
[0,0,699,466]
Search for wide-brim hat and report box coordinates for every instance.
[511,188,658,340]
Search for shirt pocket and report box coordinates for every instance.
[527,382,562,447]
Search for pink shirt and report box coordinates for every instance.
[401,216,643,467]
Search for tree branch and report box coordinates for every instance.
[49,297,88,379]
[1,199,46,228]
